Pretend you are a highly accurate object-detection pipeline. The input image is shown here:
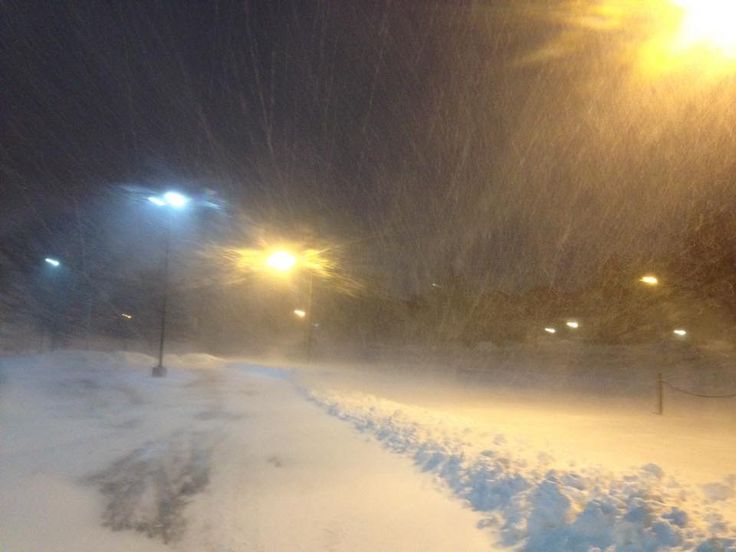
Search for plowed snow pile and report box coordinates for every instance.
[303,344,736,552]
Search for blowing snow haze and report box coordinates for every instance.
[3,2,736,551]
[3,0,734,289]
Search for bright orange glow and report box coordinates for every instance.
[217,242,360,294]
[638,0,736,76]
[672,0,736,58]
[228,246,330,277]
[543,1,736,78]
[266,251,297,273]
[639,275,659,286]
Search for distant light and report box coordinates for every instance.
[266,251,297,272]
[673,328,688,337]
[44,257,61,267]
[566,320,580,329]
[163,191,189,208]
[431,283,441,288]
[121,313,133,320]
[148,196,167,206]
[640,275,659,286]
[293,309,306,319]
[544,327,557,334]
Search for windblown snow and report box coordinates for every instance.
[308,388,736,552]
[1,349,734,551]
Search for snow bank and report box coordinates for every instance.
[309,390,736,552]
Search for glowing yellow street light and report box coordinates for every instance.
[673,328,688,336]
[672,0,736,58]
[266,250,297,273]
[640,0,736,76]
[293,309,306,319]
[639,274,659,286]
[566,320,580,329]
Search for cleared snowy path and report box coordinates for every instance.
[0,352,494,552]
[296,361,736,551]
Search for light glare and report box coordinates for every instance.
[640,275,659,286]
[266,251,297,272]
[121,313,133,320]
[163,191,189,208]
[673,0,736,58]
[44,257,61,267]
[673,328,688,336]
[566,321,580,329]
[293,309,307,318]
[544,327,557,334]
[148,196,166,206]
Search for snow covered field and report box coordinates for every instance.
[2,349,735,551]
[0,351,492,551]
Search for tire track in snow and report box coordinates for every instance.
[85,431,215,543]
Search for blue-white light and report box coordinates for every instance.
[44,257,61,267]
[163,191,189,208]
[148,196,167,206]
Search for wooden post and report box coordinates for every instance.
[657,372,664,415]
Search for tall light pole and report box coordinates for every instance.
[304,270,315,362]
[292,271,316,362]
[265,249,318,362]
[41,256,97,348]
[148,191,190,377]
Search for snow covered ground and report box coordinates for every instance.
[294,347,736,552]
[2,348,735,551]
[0,351,493,551]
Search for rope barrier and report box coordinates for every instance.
[664,380,736,399]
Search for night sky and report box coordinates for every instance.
[3,1,735,292]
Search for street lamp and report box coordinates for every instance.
[262,249,317,361]
[639,274,659,286]
[266,250,297,272]
[148,192,189,210]
[672,0,736,58]
[148,190,190,377]
[41,256,99,347]
[639,0,736,76]
[566,320,580,329]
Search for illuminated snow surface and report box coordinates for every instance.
[1,350,735,551]
[0,351,492,552]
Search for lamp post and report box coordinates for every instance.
[41,256,97,348]
[265,249,318,362]
[148,191,190,377]
[304,271,315,363]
